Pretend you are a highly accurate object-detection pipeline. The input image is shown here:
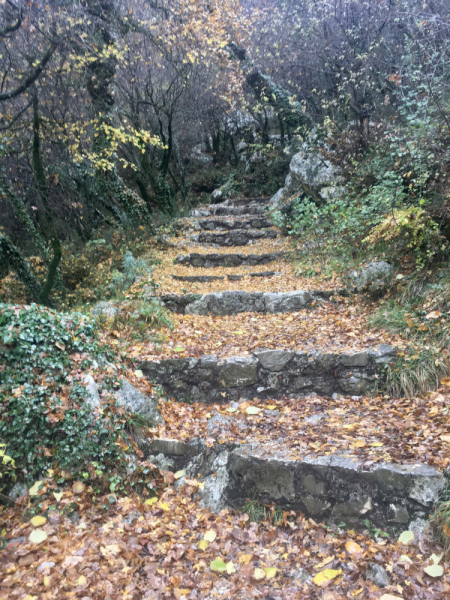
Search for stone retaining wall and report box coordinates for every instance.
[157,290,334,315]
[197,217,273,230]
[140,345,397,403]
[192,206,267,217]
[192,229,278,246]
[171,271,278,283]
[176,251,286,267]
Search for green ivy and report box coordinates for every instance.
[0,303,132,491]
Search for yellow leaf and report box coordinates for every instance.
[267,405,277,410]
[246,406,261,415]
[145,497,158,506]
[30,516,47,527]
[239,554,252,564]
[43,576,50,586]
[253,567,266,580]
[29,480,44,496]
[76,575,87,585]
[424,564,444,577]
[174,470,185,480]
[313,568,342,587]
[159,501,170,511]
[29,529,48,544]
[197,540,209,550]
[53,492,63,502]
[345,541,362,555]
[353,440,366,448]
[265,567,278,579]
[314,555,335,569]
[226,561,236,574]
[134,369,143,378]
[204,530,217,542]
[371,442,384,447]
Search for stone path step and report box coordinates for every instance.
[171,271,278,283]
[157,289,336,315]
[196,217,273,231]
[191,229,278,246]
[220,196,270,206]
[176,251,286,268]
[193,205,267,217]
[140,345,397,403]
[144,436,444,531]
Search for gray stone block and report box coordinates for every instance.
[218,356,259,387]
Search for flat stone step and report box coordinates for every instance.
[157,290,335,315]
[139,345,397,403]
[171,271,278,283]
[191,229,278,246]
[196,217,273,231]
[176,251,286,268]
[192,206,267,217]
[224,196,271,206]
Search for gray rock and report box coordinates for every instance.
[211,189,223,202]
[366,562,389,588]
[37,562,56,574]
[147,453,174,471]
[219,356,258,387]
[116,379,164,425]
[91,301,118,318]
[207,413,235,435]
[8,482,27,500]
[254,349,294,371]
[350,261,393,293]
[291,567,311,583]
[175,251,286,268]
[83,374,100,408]
[236,141,247,153]
[198,464,230,512]
[264,291,313,313]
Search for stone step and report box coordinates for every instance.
[139,345,397,403]
[191,229,278,246]
[157,290,336,315]
[223,196,271,206]
[192,206,267,217]
[171,271,278,283]
[144,436,444,531]
[176,251,286,268]
[196,217,273,231]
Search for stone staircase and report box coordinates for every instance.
[141,196,444,532]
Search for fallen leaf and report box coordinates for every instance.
[380,596,403,600]
[265,567,278,579]
[440,435,450,444]
[76,575,87,585]
[72,481,85,494]
[246,406,261,415]
[313,568,342,587]
[430,552,443,564]
[204,530,217,542]
[253,567,266,580]
[424,564,444,577]
[29,481,44,496]
[30,516,47,527]
[345,541,362,555]
[134,369,143,377]
[62,555,83,569]
[398,530,414,545]
[197,540,209,550]
[29,530,48,544]
[174,470,185,480]
[425,311,441,319]
[145,497,158,506]
[53,492,63,502]
[226,561,236,574]
[210,559,227,572]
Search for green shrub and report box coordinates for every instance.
[0,303,136,491]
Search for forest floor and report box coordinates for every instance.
[1,208,450,600]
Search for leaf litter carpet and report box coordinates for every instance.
[2,208,450,599]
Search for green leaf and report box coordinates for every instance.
[210,559,227,573]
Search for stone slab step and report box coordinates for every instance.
[191,229,278,247]
[139,345,397,403]
[176,251,286,268]
[196,217,273,231]
[157,290,335,315]
[217,196,271,207]
[171,271,278,283]
[192,206,267,217]
[143,436,443,532]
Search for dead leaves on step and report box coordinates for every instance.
[155,390,450,470]
[138,301,406,361]
[1,476,449,600]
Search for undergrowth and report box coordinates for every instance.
[0,303,157,498]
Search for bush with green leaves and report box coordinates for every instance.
[0,303,137,493]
